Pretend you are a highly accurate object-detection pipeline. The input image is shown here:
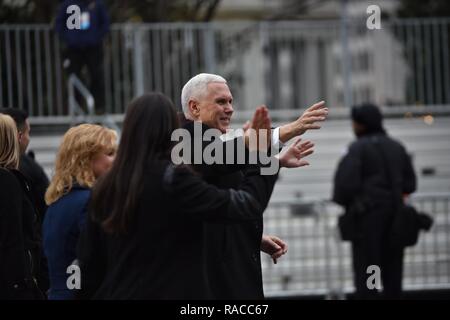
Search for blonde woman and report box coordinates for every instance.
[43,124,117,300]
[0,114,43,299]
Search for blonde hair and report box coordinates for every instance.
[45,124,117,205]
[0,114,20,170]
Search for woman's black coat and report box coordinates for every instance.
[77,161,277,299]
[0,168,43,299]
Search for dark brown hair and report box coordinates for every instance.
[91,92,179,234]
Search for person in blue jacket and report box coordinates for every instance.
[43,124,117,299]
[55,0,110,114]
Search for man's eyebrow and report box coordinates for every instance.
[216,96,233,100]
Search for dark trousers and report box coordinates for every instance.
[65,45,105,112]
[351,209,404,299]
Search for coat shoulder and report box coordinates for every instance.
[0,168,22,190]
[50,187,91,211]
[64,187,91,204]
[346,138,366,155]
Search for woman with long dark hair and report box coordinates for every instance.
[78,92,279,299]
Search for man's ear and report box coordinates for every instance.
[188,99,201,119]
[17,131,23,143]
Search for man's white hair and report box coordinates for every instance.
[181,73,227,118]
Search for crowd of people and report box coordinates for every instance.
[0,73,327,300]
[0,72,417,300]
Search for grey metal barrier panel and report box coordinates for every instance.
[2,18,450,121]
[262,193,450,298]
[100,18,450,115]
[0,25,64,117]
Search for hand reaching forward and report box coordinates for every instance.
[277,137,314,168]
[244,106,272,152]
[279,101,328,142]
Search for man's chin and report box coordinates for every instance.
[218,124,230,134]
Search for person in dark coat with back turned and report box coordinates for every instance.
[0,114,44,299]
[77,93,281,299]
[333,103,417,299]
[0,108,49,224]
[0,108,50,296]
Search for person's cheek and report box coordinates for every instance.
[108,156,114,170]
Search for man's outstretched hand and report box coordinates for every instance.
[277,137,314,168]
[244,106,272,152]
[279,101,328,143]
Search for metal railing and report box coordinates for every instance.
[1,18,450,122]
[68,73,94,122]
[67,73,121,135]
[262,193,450,298]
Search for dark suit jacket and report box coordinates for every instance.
[77,160,277,299]
[181,119,279,299]
[20,153,49,224]
[20,153,50,292]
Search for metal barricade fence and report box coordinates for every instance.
[1,18,450,122]
[262,193,450,298]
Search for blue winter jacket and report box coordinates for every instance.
[43,185,90,300]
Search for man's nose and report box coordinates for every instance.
[225,103,234,115]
